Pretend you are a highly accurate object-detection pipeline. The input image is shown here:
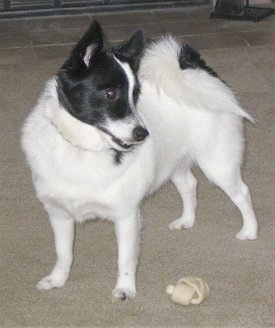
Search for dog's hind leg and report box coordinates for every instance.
[36,204,74,290]
[169,162,198,230]
[112,210,141,301]
[199,161,258,240]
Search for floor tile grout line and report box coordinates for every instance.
[33,42,76,48]
[0,22,163,34]
[35,43,75,47]
[2,25,273,37]
[0,19,274,34]
[0,33,273,50]
[0,27,86,35]
[0,45,33,50]
[0,43,76,51]
[0,27,274,50]
[151,29,275,38]
[0,44,272,64]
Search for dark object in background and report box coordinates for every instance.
[0,1,210,19]
[210,0,274,22]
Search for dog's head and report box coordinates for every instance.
[56,21,148,152]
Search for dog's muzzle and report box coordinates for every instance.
[114,125,149,150]
[98,124,149,151]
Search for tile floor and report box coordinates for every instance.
[0,5,274,65]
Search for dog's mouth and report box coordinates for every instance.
[98,127,133,150]
[111,135,133,150]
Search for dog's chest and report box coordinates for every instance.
[35,148,142,223]
[39,173,123,223]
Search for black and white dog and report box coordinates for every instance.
[21,21,258,301]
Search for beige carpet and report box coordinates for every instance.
[0,34,274,328]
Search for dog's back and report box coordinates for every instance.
[137,37,250,192]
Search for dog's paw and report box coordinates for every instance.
[169,216,195,230]
[236,227,257,240]
[112,288,136,302]
[36,275,66,290]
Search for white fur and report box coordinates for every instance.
[21,37,258,300]
[140,36,254,122]
[83,44,97,67]
[114,57,136,110]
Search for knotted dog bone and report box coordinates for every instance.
[166,277,209,306]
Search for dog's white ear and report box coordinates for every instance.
[113,29,146,72]
[62,20,103,73]
[83,44,97,67]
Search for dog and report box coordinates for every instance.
[21,21,258,301]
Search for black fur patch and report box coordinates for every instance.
[179,42,220,79]
[55,21,145,131]
[113,150,124,165]
[112,29,146,73]
[53,21,147,154]
[57,52,134,127]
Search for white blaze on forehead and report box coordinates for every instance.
[109,55,146,144]
[113,55,135,109]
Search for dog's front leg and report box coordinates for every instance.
[112,210,141,301]
[36,203,74,290]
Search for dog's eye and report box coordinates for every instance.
[105,88,118,100]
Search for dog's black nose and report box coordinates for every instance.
[133,126,149,142]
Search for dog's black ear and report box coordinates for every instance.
[62,20,103,75]
[113,29,146,72]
